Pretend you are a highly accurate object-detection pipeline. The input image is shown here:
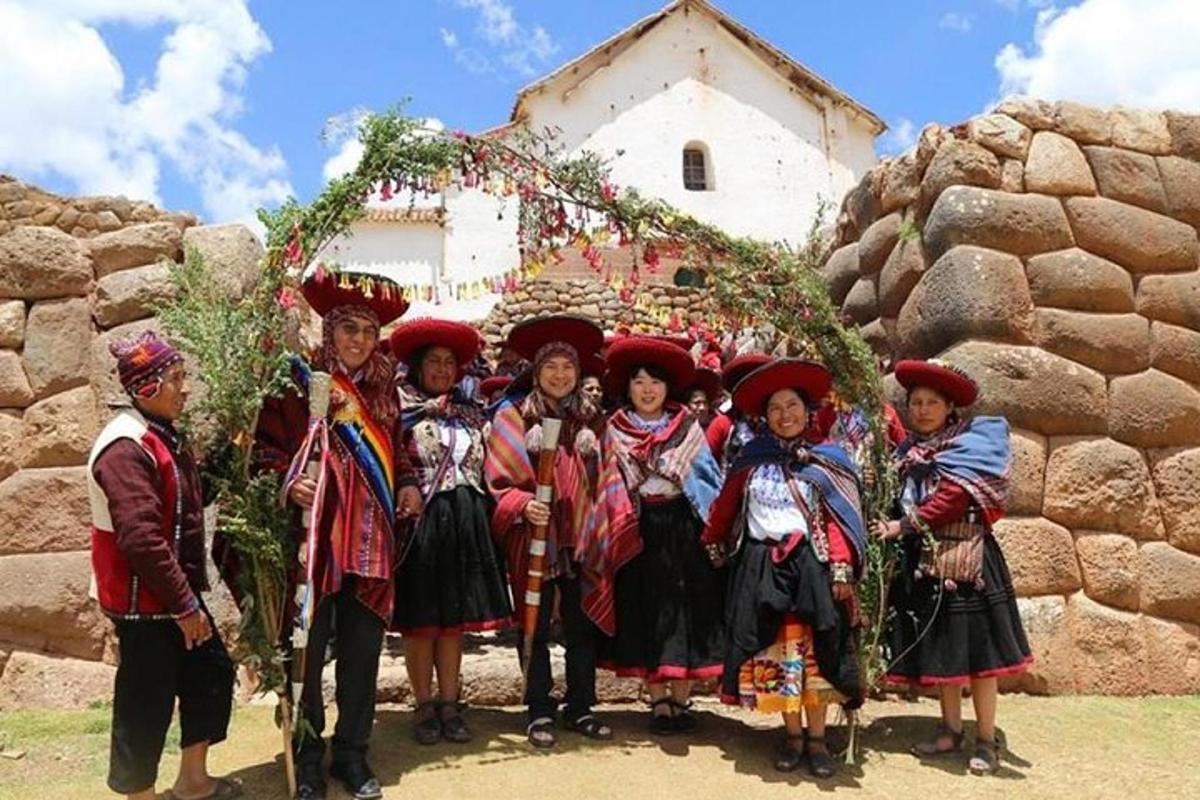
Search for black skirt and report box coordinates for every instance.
[393,486,513,636]
[721,538,863,708]
[885,532,1033,684]
[604,497,726,681]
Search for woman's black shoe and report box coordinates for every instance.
[329,760,382,800]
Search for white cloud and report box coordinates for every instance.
[442,0,559,78]
[995,0,1200,111]
[0,0,291,232]
[877,118,917,156]
[939,12,974,32]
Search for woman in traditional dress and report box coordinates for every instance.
[702,358,866,777]
[872,359,1031,776]
[683,366,722,433]
[484,316,629,748]
[705,352,771,470]
[254,268,421,800]
[600,337,725,734]
[389,319,513,746]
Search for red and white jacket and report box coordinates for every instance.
[88,408,207,620]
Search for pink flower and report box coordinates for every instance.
[276,287,297,310]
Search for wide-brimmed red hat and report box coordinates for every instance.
[721,352,772,391]
[581,351,606,379]
[507,315,604,361]
[651,333,694,351]
[894,358,979,407]
[302,266,409,325]
[733,358,833,417]
[480,375,513,399]
[604,336,696,395]
[684,367,722,402]
[387,318,481,374]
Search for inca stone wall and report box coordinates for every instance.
[0,175,262,709]
[823,99,1200,695]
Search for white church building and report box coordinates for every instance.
[333,0,884,320]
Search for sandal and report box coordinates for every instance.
[911,723,964,758]
[806,735,838,779]
[413,700,442,746]
[163,777,244,800]
[649,698,676,736]
[439,700,472,743]
[564,713,613,740]
[669,699,698,733]
[774,735,805,773]
[527,716,557,749]
[969,736,1001,775]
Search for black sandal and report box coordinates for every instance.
[669,699,698,733]
[439,700,472,744]
[774,735,805,772]
[806,735,838,779]
[911,723,964,758]
[163,776,244,800]
[564,713,613,740]
[969,736,1001,775]
[412,700,442,746]
[527,716,557,749]
[649,698,676,736]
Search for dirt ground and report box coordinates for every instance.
[1,694,1196,800]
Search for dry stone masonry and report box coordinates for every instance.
[825,98,1200,696]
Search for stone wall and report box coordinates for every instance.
[823,99,1200,695]
[0,175,262,708]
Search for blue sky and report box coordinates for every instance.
[3,0,1198,229]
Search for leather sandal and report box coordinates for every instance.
[806,735,838,779]
[669,699,698,734]
[413,700,442,746]
[527,716,557,749]
[439,700,472,743]
[911,723,965,757]
[774,734,805,772]
[649,698,676,736]
[969,736,1001,775]
[564,713,613,740]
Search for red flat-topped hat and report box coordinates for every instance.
[506,315,604,360]
[894,358,979,407]
[302,266,409,325]
[721,352,772,391]
[733,358,833,417]
[387,318,482,374]
[650,333,694,351]
[685,367,723,402]
[581,351,606,379]
[480,374,513,399]
[604,336,696,395]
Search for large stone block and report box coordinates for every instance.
[1064,196,1199,273]
[1148,447,1200,555]
[0,412,22,483]
[94,262,173,328]
[20,386,99,468]
[1140,615,1200,695]
[995,96,1055,130]
[940,341,1108,435]
[87,222,182,277]
[842,276,878,325]
[1149,322,1200,385]
[896,246,1034,358]
[0,466,90,554]
[967,113,1032,160]
[879,153,921,214]
[0,300,24,348]
[0,226,92,299]
[1025,248,1135,313]
[818,243,859,306]
[878,238,926,318]
[1032,308,1150,374]
[1137,272,1200,329]
[1138,542,1200,624]
[1108,107,1172,154]
[1053,101,1111,144]
[923,186,1073,262]
[1043,437,1164,540]
[857,213,901,275]
[1108,369,1200,448]
[1074,532,1140,611]
[1008,428,1046,516]
[1013,595,1074,695]
[1165,111,1200,158]
[841,170,883,240]
[1083,146,1168,213]
[23,298,93,399]
[919,139,1001,213]
[0,350,33,408]
[181,223,263,300]
[859,317,894,358]
[0,551,110,660]
[1025,131,1097,195]
[0,651,115,711]
[1066,592,1146,695]
[1157,155,1200,228]
[992,517,1081,596]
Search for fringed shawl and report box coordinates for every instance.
[897,416,1010,524]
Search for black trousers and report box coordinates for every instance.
[295,582,385,767]
[518,574,600,722]
[108,606,234,794]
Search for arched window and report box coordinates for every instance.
[682,144,712,191]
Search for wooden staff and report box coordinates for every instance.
[521,417,563,689]
[283,370,331,798]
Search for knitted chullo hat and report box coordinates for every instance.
[108,331,184,398]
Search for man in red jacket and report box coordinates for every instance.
[89,331,239,799]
